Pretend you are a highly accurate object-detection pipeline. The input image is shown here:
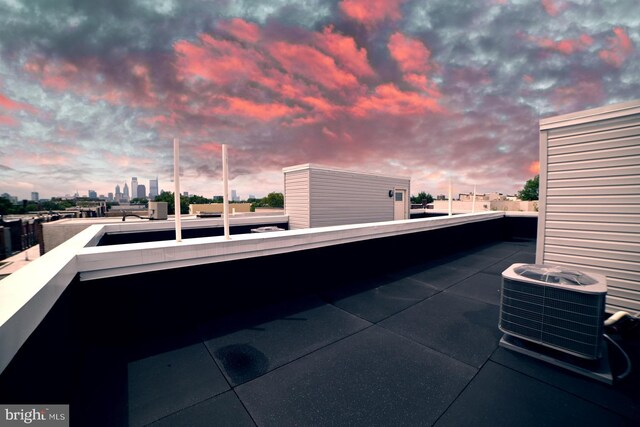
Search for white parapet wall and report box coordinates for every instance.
[0,224,102,374]
[0,211,503,374]
[76,211,504,280]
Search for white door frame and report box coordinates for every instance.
[393,188,408,220]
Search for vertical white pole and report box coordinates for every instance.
[448,177,453,216]
[472,184,477,213]
[222,144,230,240]
[173,138,182,242]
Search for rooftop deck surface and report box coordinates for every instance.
[15,239,640,426]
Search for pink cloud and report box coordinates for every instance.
[208,96,303,122]
[387,32,442,99]
[529,34,592,55]
[339,0,405,28]
[0,114,18,126]
[314,25,375,78]
[403,73,442,98]
[175,34,266,86]
[24,59,78,91]
[138,114,177,127]
[0,92,38,113]
[254,68,324,101]
[350,83,444,117]
[322,126,338,139]
[541,0,567,17]
[300,95,340,118]
[195,142,223,154]
[598,27,634,67]
[216,18,261,44]
[552,79,604,111]
[529,161,540,174]
[13,147,69,166]
[23,56,158,108]
[388,32,432,74]
[268,42,360,91]
[42,142,83,157]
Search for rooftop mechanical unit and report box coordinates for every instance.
[499,263,607,360]
[148,201,168,220]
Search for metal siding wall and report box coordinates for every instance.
[541,109,640,315]
[309,168,409,228]
[284,169,310,230]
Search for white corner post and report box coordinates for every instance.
[173,137,182,242]
[448,177,453,216]
[222,144,230,240]
[472,184,476,213]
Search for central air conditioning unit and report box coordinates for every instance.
[499,263,607,360]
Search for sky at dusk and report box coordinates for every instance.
[0,0,638,200]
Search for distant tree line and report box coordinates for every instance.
[153,191,284,215]
[411,191,434,205]
[518,175,539,201]
[0,197,77,215]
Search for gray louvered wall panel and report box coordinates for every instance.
[284,169,310,230]
[539,100,640,315]
[309,168,409,228]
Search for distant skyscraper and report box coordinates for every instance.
[88,190,97,198]
[137,184,146,199]
[115,184,121,200]
[108,192,114,201]
[123,182,130,201]
[149,177,159,200]
[231,189,238,201]
[31,192,39,201]
[131,177,138,200]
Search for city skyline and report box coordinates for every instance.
[0,0,638,200]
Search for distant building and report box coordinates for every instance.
[107,192,114,201]
[88,190,97,199]
[183,191,189,197]
[231,190,239,201]
[149,178,159,199]
[115,184,121,201]
[458,192,505,202]
[137,184,146,199]
[131,177,138,200]
[248,194,256,200]
[123,182,130,201]
[31,192,39,201]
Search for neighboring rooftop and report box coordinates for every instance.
[0,214,638,426]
